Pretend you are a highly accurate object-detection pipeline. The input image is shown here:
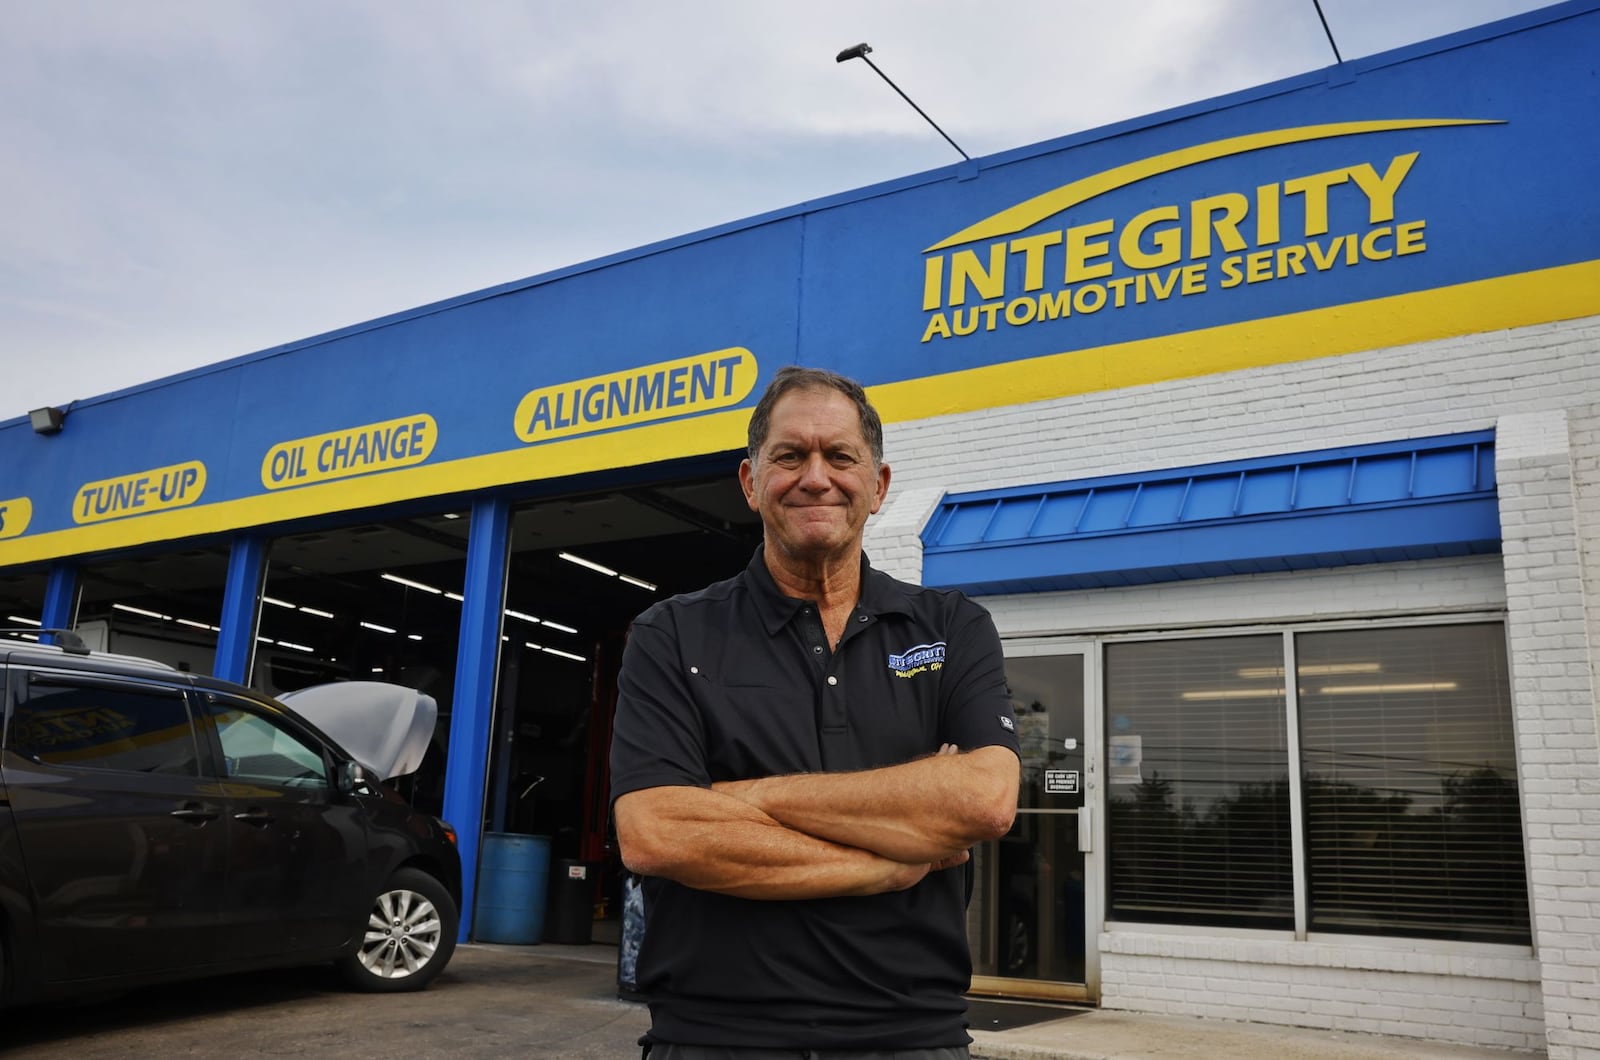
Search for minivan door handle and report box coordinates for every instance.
[232,809,275,827]
[170,803,218,824]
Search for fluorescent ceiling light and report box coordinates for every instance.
[1317,682,1459,695]
[558,550,654,593]
[1239,663,1381,679]
[278,641,314,653]
[1180,687,1286,700]
[382,573,442,594]
[444,592,464,602]
[299,606,335,619]
[360,621,397,634]
[6,615,40,626]
[113,603,170,621]
[262,596,296,609]
[559,552,617,577]
[371,666,384,673]
[442,513,461,520]
[407,634,423,641]
[20,632,38,641]
[177,618,214,631]
[529,642,586,662]
[541,646,587,663]
[257,636,276,645]
[506,608,581,634]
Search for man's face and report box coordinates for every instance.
[739,387,890,566]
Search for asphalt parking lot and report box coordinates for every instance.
[3,943,649,1059]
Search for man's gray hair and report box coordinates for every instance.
[745,366,884,466]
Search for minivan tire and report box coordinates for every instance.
[336,868,459,993]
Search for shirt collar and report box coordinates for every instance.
[745,546,917,637]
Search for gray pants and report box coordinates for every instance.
[645,1047,969,1060]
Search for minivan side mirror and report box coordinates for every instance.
[338,760,375,796]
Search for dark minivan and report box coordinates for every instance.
[0,638,461,1007]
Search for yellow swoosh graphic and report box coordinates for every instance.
[925,118,1502,252]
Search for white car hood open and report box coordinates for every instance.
[278,681,436,781]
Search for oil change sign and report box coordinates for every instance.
[916,119,1496,346]
[262,414,437,490]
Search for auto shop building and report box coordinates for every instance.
[2,3,1598,1054]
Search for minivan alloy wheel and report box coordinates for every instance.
[363,887,441,977]
[337,867,459,992]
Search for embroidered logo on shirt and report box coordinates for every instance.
[888,641,945,678]
[1000,715,1016,732]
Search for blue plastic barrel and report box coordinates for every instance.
[474,832,552,944]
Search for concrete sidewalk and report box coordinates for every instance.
[527,945,1534,1059]
[503,944,1541,1058]
[965,1001,1532,1060]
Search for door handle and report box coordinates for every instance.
[1077,812,1092,853]
[170,804,218,824]
[233,809,275,827]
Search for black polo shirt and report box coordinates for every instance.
[610,549,1019,1049]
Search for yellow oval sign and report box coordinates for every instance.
[261,414,437,490]
[74,462,207,524]
[0,496,33,540]
[514,348,758,445]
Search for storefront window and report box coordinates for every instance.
[74,548,230,672]
[1104,622,1529,945]
[1297,623,1528,944]
[1104,635,1293,928]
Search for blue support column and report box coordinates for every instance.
[442,495,511,943]
[214,535,266,684]
[40,562,77,644]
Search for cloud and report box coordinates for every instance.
[0,0,1553,415]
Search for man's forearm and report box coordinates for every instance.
[714,745,1019,864]
[614,785,953,900]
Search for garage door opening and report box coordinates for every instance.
[486,469,761,938]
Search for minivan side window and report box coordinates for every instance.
[8,677,199,777]
[209,700,328,789]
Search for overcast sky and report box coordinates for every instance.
[2,0,1553,419]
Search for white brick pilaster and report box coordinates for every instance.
[1496,409,1600,1060]
[863,485,944,585]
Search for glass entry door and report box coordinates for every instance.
[969,646,1097,1002]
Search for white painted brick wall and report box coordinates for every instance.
[869,314,1600,1056]
[1497,409,1600,1060]
[1100,931,1546,1052]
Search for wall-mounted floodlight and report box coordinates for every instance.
[29,406,65,435]
[836,41,970,161]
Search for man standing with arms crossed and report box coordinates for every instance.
[611,366,1021,1058]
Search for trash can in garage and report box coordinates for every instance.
[545,859,598,944]
[474,833,552,944]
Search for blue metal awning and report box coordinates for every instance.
[919,431,1499,594]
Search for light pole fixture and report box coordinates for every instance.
[28,406,65,435]
[836,42,970,162]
